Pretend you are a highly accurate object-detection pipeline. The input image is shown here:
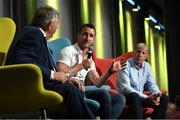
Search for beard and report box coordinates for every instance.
[82,42,91,48]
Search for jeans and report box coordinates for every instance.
[85,89,125,119]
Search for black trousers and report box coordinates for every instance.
[85,89,126,119]
[45,82,95,119]
[126,92,168,119]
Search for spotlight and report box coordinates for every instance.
[154,23,161,30]
[159,23,165,30]
[132,4,140,12]
[149,15,157,24]
[144,11,150,20]
[126,0,140,12]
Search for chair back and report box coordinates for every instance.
[48,37,71,61]
[92,51,134,89]
[108,51,134,89]
[0,17,16,65]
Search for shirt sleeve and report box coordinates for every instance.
[144,63,161,94]
[50,70,55,80]
[56,47,72,67]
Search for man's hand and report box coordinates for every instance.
[146,93,160,106]
[151,93,161,106]
[53,71,68,83]
[108,59,127,74]
[67,78,85,91]
[82,59,92,70]
[153,96,160,105]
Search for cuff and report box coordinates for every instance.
[50,70,55,80]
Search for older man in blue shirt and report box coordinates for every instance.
[116,43,168,119]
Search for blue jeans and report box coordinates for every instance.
[85,89,125,119]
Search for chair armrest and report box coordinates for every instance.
[144,90,168,96]
[85,85,111,91]
[160,89,168,94]
[0,64,63,113]
[0,52,5,66]
[108,89,118,94]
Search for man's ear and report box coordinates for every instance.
[48,22,52,31]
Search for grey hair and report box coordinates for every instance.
[134,43,149,53]
[31,6,60,29]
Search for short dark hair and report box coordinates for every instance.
[31,6,60,29]
[78,23,96,35]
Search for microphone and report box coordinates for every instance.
[85,47,92,71]
[87,47,92,59]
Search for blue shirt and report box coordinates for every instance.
[116,57,160,99]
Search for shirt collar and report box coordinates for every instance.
[74,43,83,54]
[131,58,145,70]
[39,28,46,38]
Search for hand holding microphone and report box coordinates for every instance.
[146,92,161,106]
[152,92,161,106]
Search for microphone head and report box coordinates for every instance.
[87,46,92,59]
[85,46,93,71]
[88,46,93,51]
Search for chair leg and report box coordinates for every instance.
[40,108,47,119]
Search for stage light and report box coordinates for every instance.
[132,4,140,12]
[144,11,150,21]
[154,23,161,30]
[127,0,135,6]
[159,23,165,30]
[149,15,157,24]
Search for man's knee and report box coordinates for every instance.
[63,83,80,93]
[126,92,141,105]
[127,92,140,100]
[98,89,111,101]
[112,93,126,106]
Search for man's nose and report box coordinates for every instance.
[138,52,143,57]
[85,36,91,42]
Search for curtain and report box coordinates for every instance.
[144,20,168,91]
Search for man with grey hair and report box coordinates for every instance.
[5,6,95,118]
[116,43,168,119]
